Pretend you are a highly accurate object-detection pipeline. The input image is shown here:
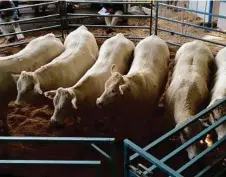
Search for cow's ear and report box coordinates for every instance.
[110,64,117,75]
[44,90,56,99]
[71,97,78,110]
[34,83,42,95]
[11,74,20,83]
[119,84,129,95]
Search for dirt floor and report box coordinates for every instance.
[0,4,225,177]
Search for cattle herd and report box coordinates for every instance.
[0,25,225,160]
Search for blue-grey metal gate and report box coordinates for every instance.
[0,136,116,177]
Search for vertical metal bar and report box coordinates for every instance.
[208,0,213,26]
[59,1,64,40]
[150,1,153,35]
[204,0,208,26]
[65,0,69,35]
[155,0,159,35]
[124,143,129,177]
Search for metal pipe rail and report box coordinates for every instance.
[124,139,183,177]
[0,1,58,12]
[158,28,226,47]
[66,1,153,4]
[125,97,226,177]
[0,14,60,26]
[158,3,226,20]
[0,136,116,177]
[0,25,61,38]
[0,1,63,49]
[153,2,226,48]
[67,13,151,18]
[68,24,150,29]
[130,97,226,161]
[66,0,153,40]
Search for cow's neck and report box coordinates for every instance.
[126,73,145,99]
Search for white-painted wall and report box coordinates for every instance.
[189,0,210,22]
[218,2,226,30]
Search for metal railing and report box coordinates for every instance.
[124,97,226,177]
[1,1,226,176]
[65,0,153,41]
[153,1,226,48]
[0,1,63,49]
[0,136,116,177]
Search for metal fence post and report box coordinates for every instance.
[65,1,69,35]
[59,0,65,40]
[150,1,153,35]
[155,0,159,35]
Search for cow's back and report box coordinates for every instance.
[0,33,65,73]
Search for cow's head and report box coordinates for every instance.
[177,121,206,160]
[208,97,226,140]
[96,64,129,108]
[44,87,76,125]
[15,71,42,106]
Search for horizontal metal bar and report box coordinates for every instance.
[94,36,145,40]
[0,35,62,49]
[177,136,226,173]
[0,14,60,26]
[19,20,60,25]
[67,13,151,18]
[130,97,226,161]
[166,41,181,47]
[69,24,150,29]
[0,136,115,142]
[158,28,226,47]
[195,153,226,177]
[0,25,61,38]
[158,3,226,20]
[0,1,58,12]
[91,143,111,160]
[124,139,183,177]
[66,1,152,4]
[0,160,101,165]
[0,40,29,48]
[144,115,226,174]
[158,16,226,35]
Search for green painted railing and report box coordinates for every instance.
[0,137,116,177]
[124,98,226,177]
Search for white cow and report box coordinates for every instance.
[15,26,98,106]
[165,40,214,159]
[96,35,169,113]
[44,33,135,125]
[0,33,65,134]
[206,47,226,140]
